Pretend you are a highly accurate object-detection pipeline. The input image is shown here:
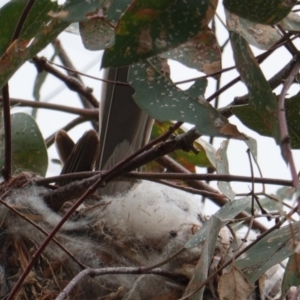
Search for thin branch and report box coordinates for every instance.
[0,96,98,117]
[125,172,293,186]
[1,85,12,181]
[32,56,99,108]
[52,39,98,109]
[220,55,300,118]
[36,170,293,187]
[55,266,186,300]
[49,60,129,86]
[0,0,36,180]
[11,0,35,41]
[99,121,183,184]
[179,205,299,299]
[207,33,294,103]
[52,39,99,131]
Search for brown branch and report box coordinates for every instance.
[52,39,98,109]
[0,0,36,180]
[55,266,187,300]
[180,205,299,299]
[0,96,98,117]
[49,60,129,87]
[32,56,99,108]
[52,39,99,132]
[36,170,293,187]
[220,55,300,118]
[1,85,12,181]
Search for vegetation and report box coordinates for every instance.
[0,0,300,299]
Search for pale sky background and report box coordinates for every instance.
[1,0,300,215]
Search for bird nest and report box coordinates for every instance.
[0,172,272,300]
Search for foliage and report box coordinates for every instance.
[0,0,300,299]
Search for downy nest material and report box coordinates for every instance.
[0,173,282,299]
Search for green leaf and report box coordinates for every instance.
[226,11,281,50]
[160,27,222,76]
[284,91,300,148]
[102,0,218,68]
[276,186,295,200]
[0,0,59,58]
[106,0,133,23]
[183,215,223,300]
[0,1,69,90]
[151,121,216,169]
[129,57,245,139]
[79,19,114,50]
[48,0,108,22]
[185,197,250,249]
[280,12,300,32]
[281,254,300,298]
[235,221,299,284]
[230,32,280,143]
[244,135,264,178]
[0,113,48,176]
[223,0,296,25]
[216,140,235,201]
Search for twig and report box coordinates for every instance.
[55,266,186,300]
[36,170,293,187]
[52,39,99,131]
[220,55,300,118]
[1,0,36,180]
[32,56,99,108]
[152,179,226,199]
[207,33,293,103]
[49,60,129,86]
[99,121,183,183]
[43,125,194,210]
[277,58,300,188]
[52,39,98,109]
[179,205,299,299]
[1,86,12,181]
[126,172,293,186]
[11,0,35,41]
[0,96,98,117]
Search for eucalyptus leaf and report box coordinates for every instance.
[281,254,300,298]
[102,0,218,68]
[226,11,281,50]
[216,140,235,201]
[151,121,216,169]
[235,221,299,284]
[0,113,48,176]
[230,32,280,143]
[0,0,69,90]
[224,0,295,25]
[280,12,300,32]
[129,57,245,139]
[183,215,223,300]
[160,27,222,75]
[185,197,250,249]
[79,19,114,50]
[0,0,59,58]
